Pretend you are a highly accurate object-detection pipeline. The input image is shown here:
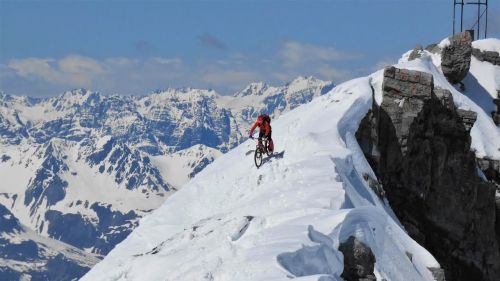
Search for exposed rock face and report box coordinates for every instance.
[477,158,500,187]
[425,43,440,54]
[472,48,500,66]
[493,97,500,126]
[338,236,376,281]
[477,157,500,249]
[471,48,500,125]
[429,267,446,281]
[441,32,472,84]
[408,44,424,61]
[0,203,98,281]
[356,66,500,281]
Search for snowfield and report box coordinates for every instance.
[82,39,500,281]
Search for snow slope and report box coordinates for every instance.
[0,77,333,279]
[83,39,500,281]
[82,76,441,281]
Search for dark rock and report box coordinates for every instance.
[472,48,500,66]
[409,44,424,61]
[362,173,385,198]
[477,157,500,249]
[45,204,138,255]
[477,158,500,186]
[24,142,69,216]
[1,154,10,162]
[496,197,500,258]
[86,139,171,192]
[338,236,376,281]
[456,109,477,131]
[356,66,500,281]
[429,267,446,281]
[434,88,454,111]
[493,97,500,126]
[0,203,22,233]
[425,43,440,54]
[0,203,96,280]
[42,253,91,281]
[441,32,472,84]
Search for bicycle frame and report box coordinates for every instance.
[251,136,270,168]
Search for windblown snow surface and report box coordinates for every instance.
[82,39,500,281]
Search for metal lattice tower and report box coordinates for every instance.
[453,0,489,40]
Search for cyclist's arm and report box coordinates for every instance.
[249,121,259,137]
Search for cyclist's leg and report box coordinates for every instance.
[267,129,274,152]
[258,130,264,148]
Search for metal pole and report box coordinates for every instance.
[485,0,488,38]
[461,0,464,32]
[453,0,456,35]
[477,0,480,39]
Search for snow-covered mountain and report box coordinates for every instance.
[0,203,99,281]
[82,37,500,281]
[0,76,334,279]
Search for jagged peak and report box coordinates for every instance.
[234,82,269,97]
[284,76,333,95]
[234,76,332,98]
[143,87,220,103]
[58,88,99,102]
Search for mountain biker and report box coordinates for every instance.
[249,114,274,153]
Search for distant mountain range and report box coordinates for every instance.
[0,76,334,280]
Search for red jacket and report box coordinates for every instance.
[249,115,271,136]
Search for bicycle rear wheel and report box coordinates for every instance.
[254,147,263,168]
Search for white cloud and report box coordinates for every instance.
[2,42,362,96]
[105,57,140,67]
[280,41,361,68]
[58,55,105,74]
[317,66,353,81]
[8,55,106,87]
[5,55,187,94]
[8,58,58,81]
[150,57,182,65]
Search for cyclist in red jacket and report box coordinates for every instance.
[249,114,274,153]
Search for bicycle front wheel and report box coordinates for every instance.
[254,147,263,168]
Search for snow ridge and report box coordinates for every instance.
[82,39,500,281]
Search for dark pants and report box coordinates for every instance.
[259,129,274,151]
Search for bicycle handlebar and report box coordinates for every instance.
[250,136,268,141]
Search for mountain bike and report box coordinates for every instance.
[251,136,272,168]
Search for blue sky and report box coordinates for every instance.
[1,0,499,97]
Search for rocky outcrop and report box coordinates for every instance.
[429,267,446,281]
[477,158,500,186]
[471,49,500,125]
[472,48,500,66]
[356,66,500,281]
[338,236,376,281]
[441,32,472,84]
[0,203,98,281]
[425,43,440,54]
[408,44,424,61]
[493,96,500,126]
